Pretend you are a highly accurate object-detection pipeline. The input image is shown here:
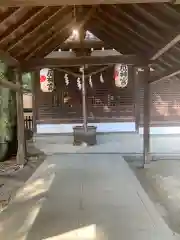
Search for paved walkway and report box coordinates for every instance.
[0,154,178,240]
[34,133,180,155]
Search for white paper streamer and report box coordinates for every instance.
[64,73,69,86]
[77,77,81,90]
[89,75,93,88]
[100,73,104,83]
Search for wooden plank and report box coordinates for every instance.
[15,69,26,166]
[21,55,147,71]
[0,0,169,6]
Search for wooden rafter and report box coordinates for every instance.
[92,14,151,54]
[112,5,162,41]
[24,19,75,59]
[0,7,48,47]
[0,7,19,25]
[149,26,180,60]
[132,4,172,29]
[36,31,72,58]
[110,5,180,68]
[149,64,180,84]
[6,6,68,52]
[25,6,97,59]
[98,7,156,49]
[0,7,39,45]
[15,10,73,59]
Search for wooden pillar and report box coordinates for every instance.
[143,66,151,166]
[134,67,140,133]
[15,69,26,165]
[32,71,38,133]
[79,22,88,133]
[81,66,88,132]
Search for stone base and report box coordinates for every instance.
[73,126,97,146]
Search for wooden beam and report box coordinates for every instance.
[15,69,26,166]
[0,77,21,91]
[150,34,180,60]
[149,64,180,84]
[0,0,170,6]
[59,40,105,50]
[0,7,19,26]
[0,49,19,66]
[21,55,147,71]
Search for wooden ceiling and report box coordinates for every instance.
[0,3,180,80]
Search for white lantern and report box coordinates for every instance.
[40,68,54,92]
[114,64,128,88]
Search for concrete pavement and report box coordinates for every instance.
[0,154,178,240]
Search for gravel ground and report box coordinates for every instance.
[0,141,45,212]
[125,156,180,235]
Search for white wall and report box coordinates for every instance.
[37,122,180,135]
[23,93,32,109]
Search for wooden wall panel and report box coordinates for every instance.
[37,67,135,123]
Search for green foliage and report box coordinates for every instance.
[0,62,16,142]
[22,73,32,92]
